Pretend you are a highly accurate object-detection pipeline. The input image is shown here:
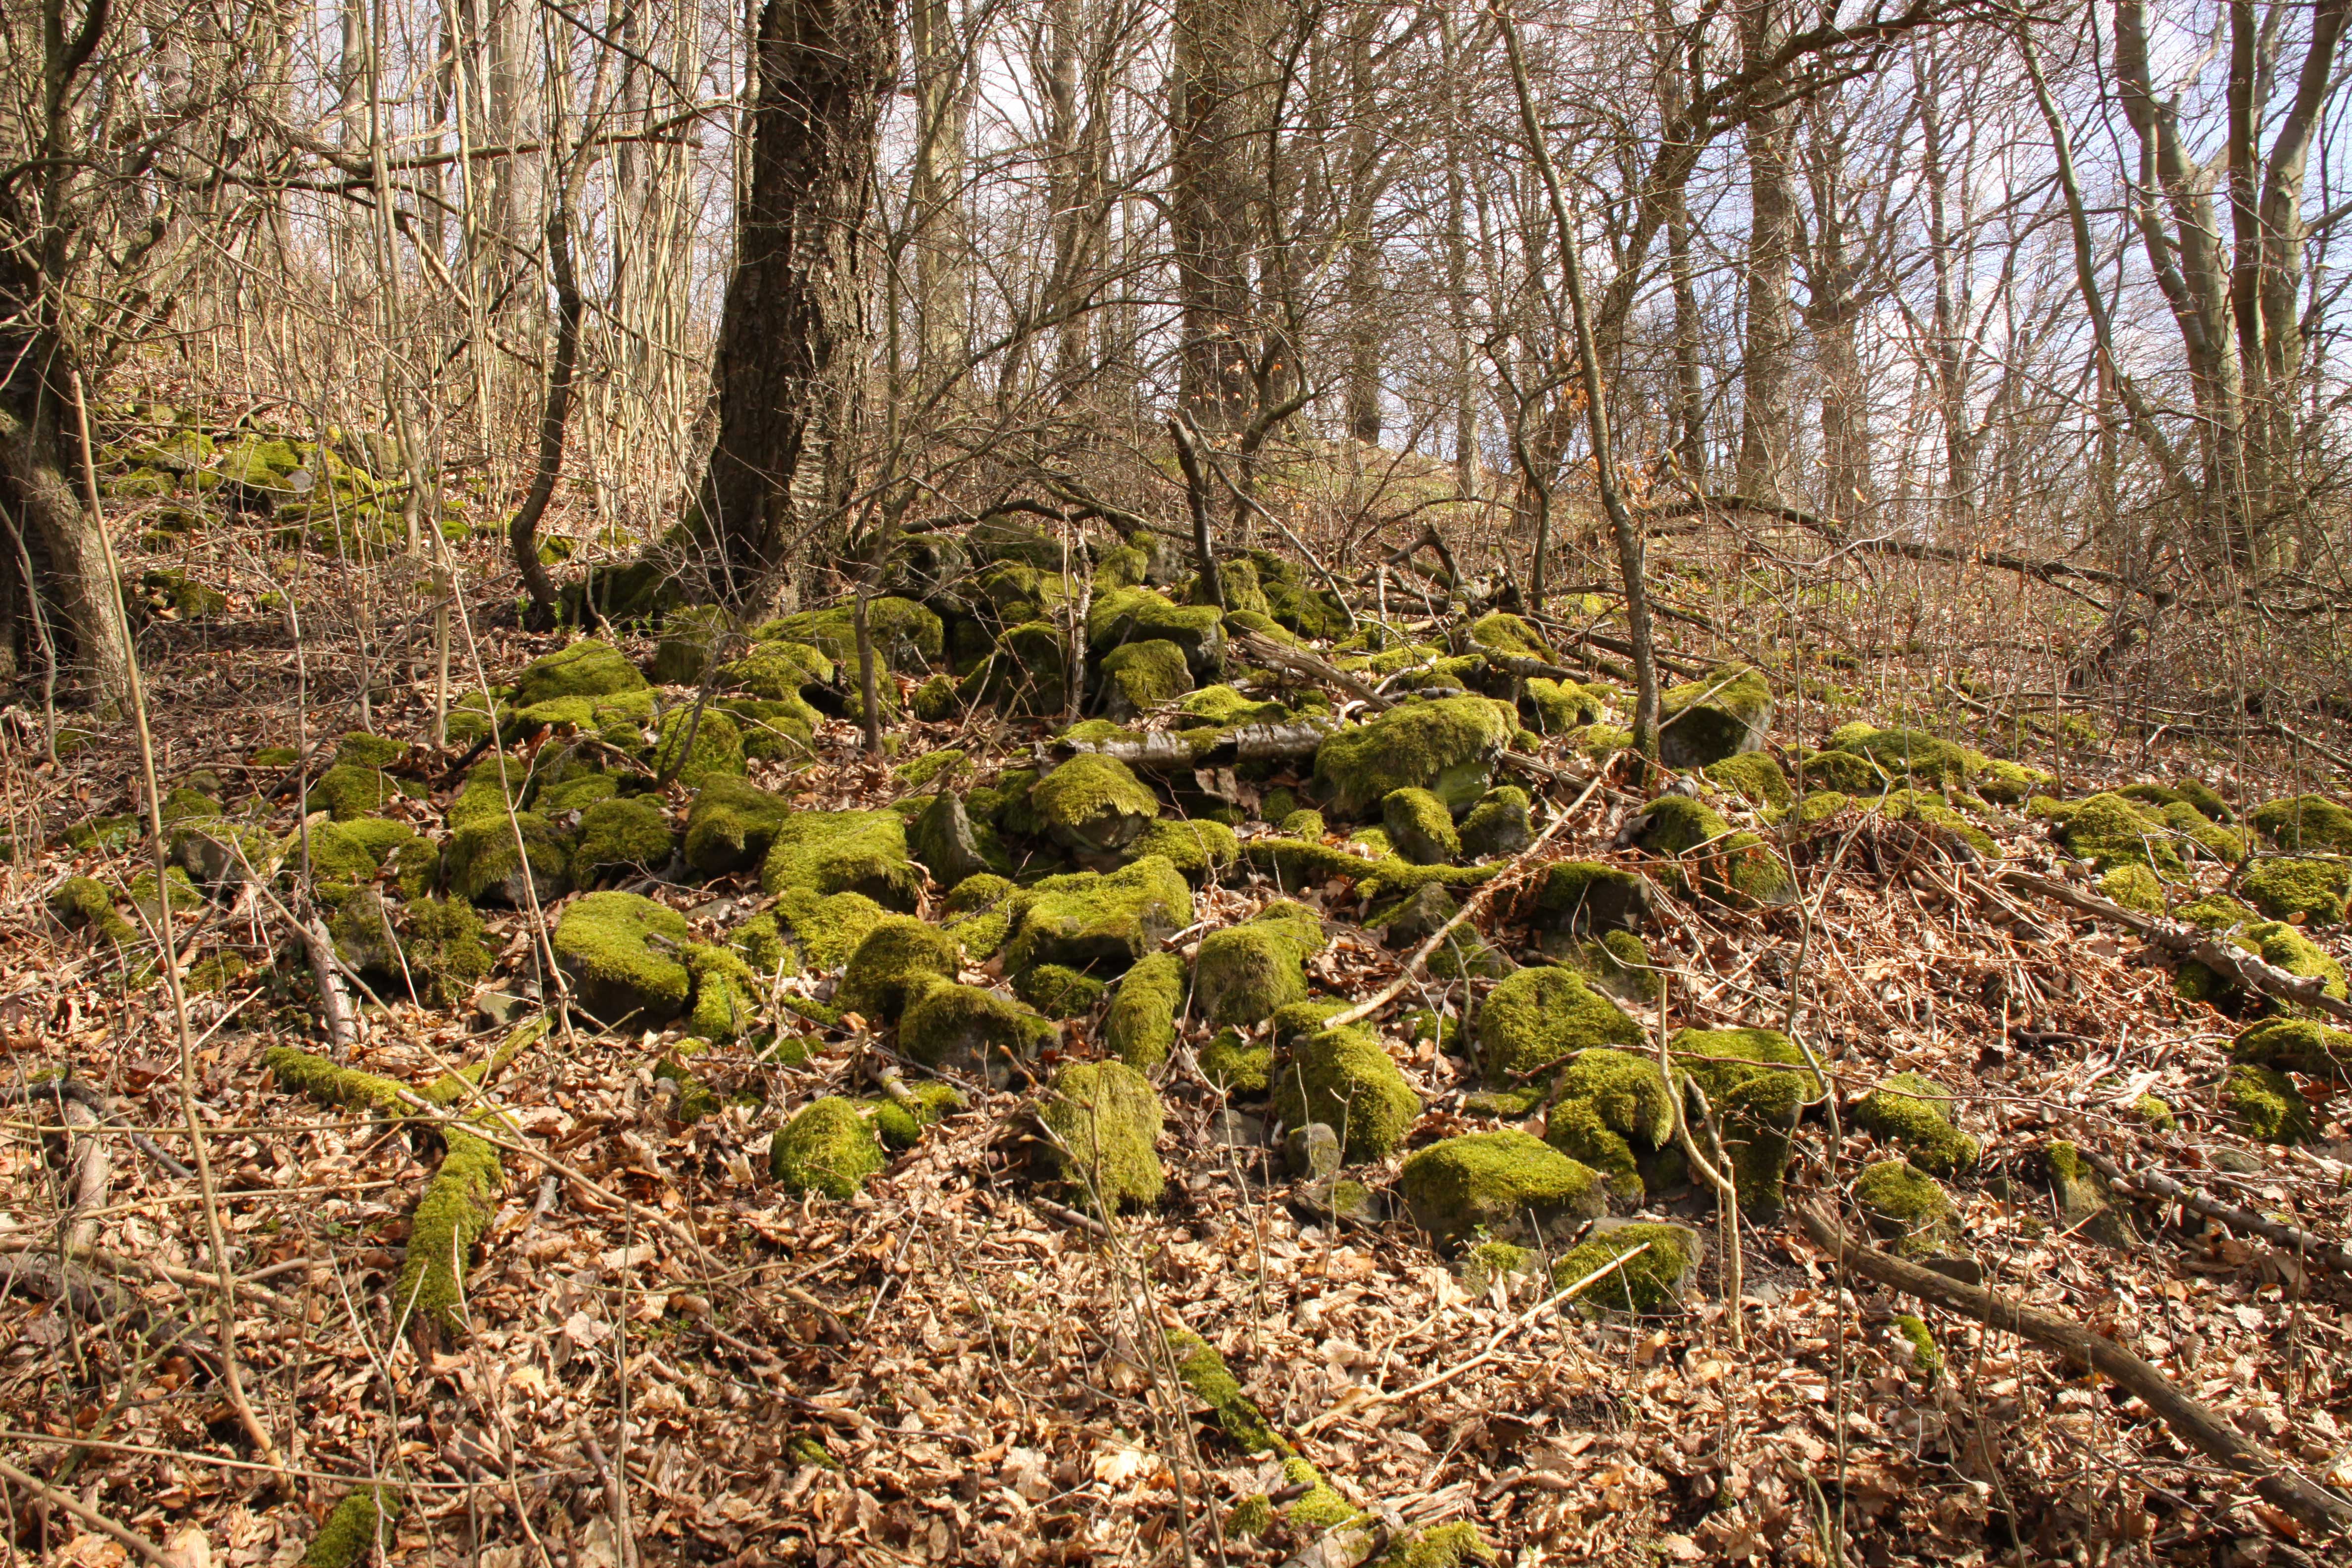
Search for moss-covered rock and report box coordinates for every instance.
[1180,684,1290,728]
[1474,965,1644,1083]
[681,777,791,877]
[2044,1140,2140,1246]
[2253,794,2352,854]
[1836,727,1972,789]
[552,891,692,1025]
[2244,856,2351,924]
[51,875,137,946]
[1796,748,1893,797]
[1399,1131,1605,1248]
[2231,1016,2352,1081]
[1312,695,1517,818]
[570,796,674,884]
[1195,902,1326,1027]
[2225,1063,2313,1143]
[1457,786,1532,859]
[1543,1048,1675,1200]
[1633,795,1793,905]
[1001,856,1193,974]
[683,942,761,1041]
[300,1486,401,1568]
[1524,678,1604,735]
[1853,1073,1978,1175]
[1973,757,2055,805]
[1382,787,1461,865]
[2052,792,2184,875]
[1549,1221,1701,1314]
[2098,863,2167,915]
[909,791,1006,888]
[761,810,922,909]
[443,808,573,908]
[1533,860,1654,937]
[1085,587,1226,674]
[1704,751,1792,809]
[1269,1023,1419,1161]
[648,706,745,785]
[769,596,943,675]
[512,639,648,709]
[1670,1027,1819,1216]
[898,979,1057,1086]
[1124,816,1237,883]
[1658,665,1773,770]
[835,917,960,1023]
[1035,1060,1164,1211]
[1098,637,1194,719]
[1853,1160,1964,1260]
[1200,1029,1273,1094]
[1106,952,1185,1069]
[1031,754,1161,854]
[1014,963,1106,1019]
[1243,834,1380,889]
[2247,919,2347,1000]
[334,892,491,1006]
[770,1097,888,1198]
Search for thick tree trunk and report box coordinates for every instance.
[1734,0,1797,503]
[0,381,133,712]
[1172,0,1258,434]
[700,0,896,599]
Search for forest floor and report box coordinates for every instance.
[6,526,2352,1568]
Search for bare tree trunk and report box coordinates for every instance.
[1734,0,1797,503]
[1656,2,1705,487]
[1172,0,1258,433]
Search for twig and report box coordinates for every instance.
[1793,1202,2352,1535]
[2076,1148,2352,1275]
[0,1458,167,1564]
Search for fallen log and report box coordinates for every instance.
[2075,1148,2352,1276]
[1794,1202,2352,1536]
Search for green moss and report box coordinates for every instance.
[1474,965,1644,1082]
[1872,788,1998,856]
[1015,963,1106,1019]
[1180,684,1289,727]
[1106,952,1184,1068]
[2133,1093,2177,1129]
[2253,794,2352,853]
[1167,1329,1287,1456]
[909,672,961,722]
[894,748,968,791]
[1124,817,1237,883]
[898,980,1057,1086]
[398,1123,501,1332]
[1244,834,1380,888]
[301,1485,401,1567]
[336,892,489,1005]
[684,943,761,1040]
[2244,857,2351,923]
[572,796,674,883]
[1382,786,1461,865]
[62,813,139,852]
[1557,930,1657,1001]
[1853,1160,1962,1259]
[1634,795,1792,904]
[1195,902,1325,1027]
[1036,1060,1164,1211]
[1524,678,1604,735]
[1705,751,1793,808]
[2190,822,2250,863]
[1533,860,1653,936]
[1085,587,1226,669]
[1796,748,1893,796]
[761,810,922,909]
[2233,1017,2352,1080]
[769,597,943,674]
[836,916,961,1023]
[1458,787,1532,859]
[1312,696,1516,817]
[1972,757,2054,804]
[1001,856,1193,974]
[1398,1130,1605,1247]
[1031,754,1161,854]
[443,809,572,908]
[1461,1239,1535,1294]
[1543,1048,1675,1199]
[1837,727,1973,789]
[1854,1073,1978,1175]
[1200,1029,1273,1093]
[2225,1063,2312,1144]
[977,621,1071,716]
[51,876,136,945]
[1892,1314,1941,1379]
[1468,611,1556,661]
[310,762,399,821]
[1658,665,1773,769]
[649,706,745,785]
[770,1097,888,1198]
[683,777,793,877]
[1373,1523,1493,1568]
[2248,919,2348,1000]
[2099,863,2168,915]
[2044,1139,2140,1247]
[552,891,693,1025]
[1549,1222,1699,1314]
[1099,637,1195,717]
[1270,1024,1420,1161]
[2054,792,2184,875]
[512,639,648,708]
[1670,1027,1820,1216]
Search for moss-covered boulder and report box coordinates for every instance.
[332,891,490,1006]
[1035,1060,1164,1212]
[1704,751,1793,809]
[1853,1073,1978,1175]
[1835,728,1972,790]
[512,639,649,709]
[51,876,138,946]
[683,942,761,1040]
[1796,748,1892,797]
[1657,665,1772,770]
[1269,1023,1420,1161]
[1382,787,1461,865]
[1014,963,1106,1019]
[2044,1140,2139,1247]
[2051,792,2184,876]
[1001,856,1193,974]
[1550,1221,1702,1315]
[553,892,692,1025]
[835,916,960,1023]
[1106,952,1185,1069]
[898,979,1057,1087]
[1533,860,1654,937]
[761,810,922,910]
[1195,902,1326,1028]
[681,777,791,877]
[1098,637,1195,720]
[300,1486,401,1568]
[1525,678,1605,735]
[1400,1131,1606,1249]
[1459,786,1533,858]
[768,597,943,675]
[1632,794,1792,905]
[2098,863,2167,915]
[570,797,674,884]
[1542,1048,1677,1201]
[2253,794,2352,854]
[647,706,745,785]
[1085,587,1226,674]
[909,791,1004,887]
[1031,755,1161,855]
[1474,965,1644,1083]
[770,1097,888,1198]
[1670,1027,1819,1217]
[1853,1160,1964,1260]
[2243,856,2351,924]
[1973,756,2056,804]
[443,807,573,908]
[1124,817,1238,883]
[1311,695,1517,818]
[2232,1017,2352,1081]
[2225,1064,2313,1144]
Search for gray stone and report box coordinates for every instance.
[1381,883,1458,949]
[1285,1122,1342,1178]
[1210,1110,1266,1148]
[911,792,993,887]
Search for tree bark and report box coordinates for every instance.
[699,0,897,600]
[1171,0,1259,433]
[1734,0,1797,503]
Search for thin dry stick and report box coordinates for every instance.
[0,1458,166,1565]
[71,373,289,1489]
